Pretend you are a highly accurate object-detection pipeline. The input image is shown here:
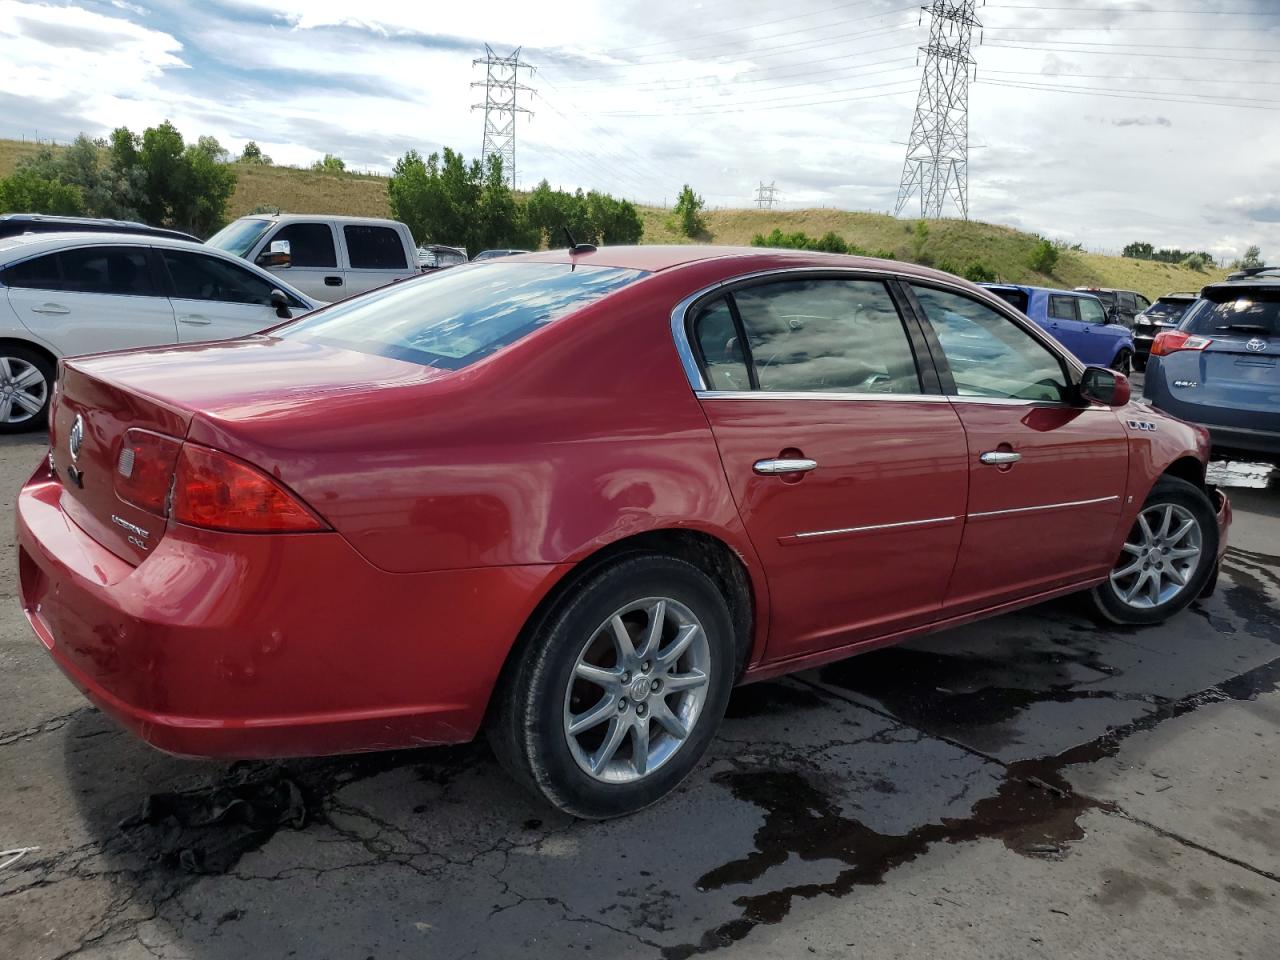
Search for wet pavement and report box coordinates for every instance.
[1,432,1277,959]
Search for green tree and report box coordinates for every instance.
[1242,244,1263,268]
[1182,252,1211,272]
[239,141,272,165]
[673,184,705,238]
[963,262,997,283]
[1028,238,1059,274]
[0,166,83,215]
[1123,241,1154,260]
[311,153,346,173]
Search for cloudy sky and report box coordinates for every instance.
[1,0,1278,258]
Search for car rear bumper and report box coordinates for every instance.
[17,466,569,758]
[1200,424,1280,460]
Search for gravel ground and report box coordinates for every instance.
[1,430,1276,960]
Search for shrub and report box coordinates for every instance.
[673,184,705,238]
[311,153,346,173]
[964,262,997,283]
[1028,239,1059,274]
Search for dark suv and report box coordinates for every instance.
[0,213,199,243]
[1143,268,1280,462]
[1132,292,1198,369]
[1075,287,1151,328]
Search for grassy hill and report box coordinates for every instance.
[1,138,1226,298]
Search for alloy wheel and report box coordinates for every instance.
[1109,502,1203,609]
[563,597,711,784]
[0,356,48,425]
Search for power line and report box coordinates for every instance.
[982,40,1277,65]
[471,45,535,188]
[978,78,1280,111]
[981,76,1280,105]
[594,82,919,118]
[983,67,1280,87]
[984,3,1280,13]
[896,1,981,220]
[985,35,1280,53]
[547,52,915,93]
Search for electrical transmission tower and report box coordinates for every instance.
[754,180,779,209]
[894,2,981,220]
[471,45,535,188]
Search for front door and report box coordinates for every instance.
[258,221,344,301]
[909,284,1130,613]
[159,249,283,342]
[689,275,969,663]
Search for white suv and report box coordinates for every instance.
[0,232,320,432]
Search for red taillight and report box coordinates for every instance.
[172,444,326,533]
[115,430,183,514]
[1151,330,1212,357]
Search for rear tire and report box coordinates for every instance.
[1112,349,1133,377]
[1088,476,1218,626]
[0,345,54,434]
[488,554,735,818]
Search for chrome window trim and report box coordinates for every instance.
[696,390,950,403]
[967,494,1120,519]
[784,515,959,543]
[669,265,1086,396]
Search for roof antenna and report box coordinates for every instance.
[563,226,597,255]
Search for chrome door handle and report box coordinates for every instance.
[753,458,818,475]
[979,451,1022,465]
[178,315,212,325]
[31,303,70,315]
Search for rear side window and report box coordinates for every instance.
[279,261,646,370]
[163,250,277,305]
[59,247,158,296]
[269,223,337,268]
[692,297,750,391]
[2,253,62,290]
[1183,289,1279,336]
[1048,296,1080,322]
[729,278,921,395]
[344,225,407,270]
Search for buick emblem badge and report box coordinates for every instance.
[1246,338,1267,353]
[68,414,84,462]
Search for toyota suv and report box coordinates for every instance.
[1143,268,1280,462]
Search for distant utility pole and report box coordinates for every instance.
[471,45,535,188]
[894,2,981,220]
[754,180,779,209]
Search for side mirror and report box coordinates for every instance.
[1078,365,1130,407]
[257,239,292,269]
[269,288,292,320]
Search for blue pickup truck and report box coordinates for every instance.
[982,283,1135,374]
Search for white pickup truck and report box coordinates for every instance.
[206,214,420,300]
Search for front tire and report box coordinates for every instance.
[489,554,736,818]
[1112,349,1133,377]
[1089,476,1218,625]
[0,346,54,434]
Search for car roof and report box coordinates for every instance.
[981,282,1099,299]
[247,213,405,227]
[502,244,980,282]
[0,231,209,260]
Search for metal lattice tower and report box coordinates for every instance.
[894,2,981,220]
[754,180,779,209]
[471,45,535,187]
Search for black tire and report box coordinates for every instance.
[488,554,736,818]
[1134,354,1148,373]
[1088,476,1219,626]
[0,345,54,435]
[1112,349,1133,377]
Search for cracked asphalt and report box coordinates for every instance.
[1,431,1277,960]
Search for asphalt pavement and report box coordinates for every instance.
[1,429,1276,960]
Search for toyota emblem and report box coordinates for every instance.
[1246,338,1267,353]
[68,413,84,462]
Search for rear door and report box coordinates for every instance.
[2,244,177,355]
[341,224,411,296]
[160,249,283,342]
[909,283,1129,613]
[687,272,969,662]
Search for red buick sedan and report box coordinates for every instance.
[16,246,1230,817]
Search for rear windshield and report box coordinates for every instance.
[278,261,647,369]
[1145,298,1193,320]
[1183,288,1280,336]
[985,287,1029,313]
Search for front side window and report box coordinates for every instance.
[269,223,337,268]
[1078,298,1107,325]
[59,246,157,297]
[913,285,1069,402]
[163,251,276,305]
[279,261,646,370]
[1119,292,1138,311]
[1048,296,1080,322]
[2,253,62,290]
[727,278,921,394]
[344,225,407,270]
